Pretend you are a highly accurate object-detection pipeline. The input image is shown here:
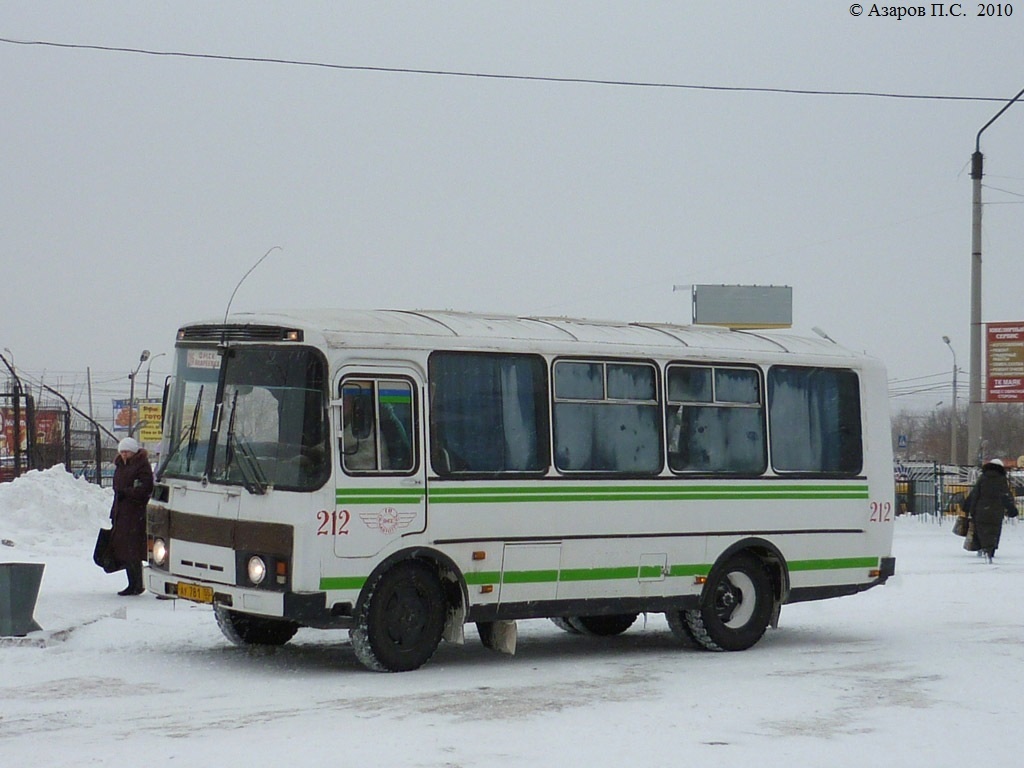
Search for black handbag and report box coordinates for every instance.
[952,515,969,537]
[92,527,120,573]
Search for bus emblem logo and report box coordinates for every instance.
[360,507,416,535]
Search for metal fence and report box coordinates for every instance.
[2,381,120,487]
[895,461,1024,518]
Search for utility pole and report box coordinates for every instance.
[968,85,1024,466]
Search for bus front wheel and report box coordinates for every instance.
[682,553,773,652]
[214,605,298,646]
[351,560,446,672]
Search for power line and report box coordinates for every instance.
[0,36,1014,104]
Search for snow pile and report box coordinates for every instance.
[0,465,112,551]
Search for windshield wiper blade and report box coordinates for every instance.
[156,385,204,477]
[229,433,268,495]
[184,385,204,473]
[223,390,268,495]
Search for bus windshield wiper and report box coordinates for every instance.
[157,386,204,476]
[184,386,204,473]
[223,390,268,495]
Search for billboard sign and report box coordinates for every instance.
[691,284,793,329]
[986,322,1024,402]
[138,401,164,444]
[2,407,63,453]
[113,398,163,441]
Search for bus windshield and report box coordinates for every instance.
[159,346,330,491]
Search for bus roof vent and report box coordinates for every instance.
[177,324,304,343]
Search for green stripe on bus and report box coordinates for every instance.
[334,484,868,506]
[464,571,502,586]
[501,569,559,584]
[319,555,879,593]
[559,565,641,582]
[335,488,425,505]
[668,563,713,578]
[429,484,866,495]
[788,556,879,572]
[319,576,367,591]
[428,484,868,504]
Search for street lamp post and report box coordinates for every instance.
[128,350,150,438]
[968,85,1024,467]
[144,352,167,399]
[942,336,958,465]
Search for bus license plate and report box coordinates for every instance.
[177,582,214,604]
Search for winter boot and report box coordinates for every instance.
[119,561,145,595]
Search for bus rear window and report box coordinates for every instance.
[767,366,862,475]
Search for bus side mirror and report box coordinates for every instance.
[350,394,374,440]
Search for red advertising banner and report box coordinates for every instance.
[986,322,1024,402]
[1,408,63,453]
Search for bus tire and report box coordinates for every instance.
[665,609,703,649]
[684,553,773,652]
[476,622,497,649]
[567,613,638,636]
[214,604,298,646]
[350,560,446,672]
[550,617,581,634]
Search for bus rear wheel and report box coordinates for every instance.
[550,617,581,634]
[214,605,299,646]
[665,609,703,649]
[683,553,773,652]
[567,613,638,636]
[351,560,446,672]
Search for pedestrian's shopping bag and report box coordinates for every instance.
[92,527,120,573]
[962,520,980,552]
[952,515,969,537]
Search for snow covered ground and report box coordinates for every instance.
[2,467,1021,767]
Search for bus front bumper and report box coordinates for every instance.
[145,568,341,627]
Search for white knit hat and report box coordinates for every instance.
[117,436,141,454]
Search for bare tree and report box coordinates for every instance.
[893,403,1024,465]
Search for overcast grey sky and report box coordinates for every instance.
[2,2,1023,411]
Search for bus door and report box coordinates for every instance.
[331,368,425,559]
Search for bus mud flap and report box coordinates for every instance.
[488,620,518,656]
[443,602,466,646]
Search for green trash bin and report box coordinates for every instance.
[0,562,45,636]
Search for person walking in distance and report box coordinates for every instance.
[964,458,1018,563]
[110,436,154,595]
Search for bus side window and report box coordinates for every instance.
[341,381,381,472]
[552,359,661,474]
[340,378,417,474]
[378,383,415,471]
[428,351,549,476]
[666,364,766,475]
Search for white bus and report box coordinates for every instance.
[146,309,896,671]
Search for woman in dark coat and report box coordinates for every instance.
[964,458,1018,563]
[110,436,154,595]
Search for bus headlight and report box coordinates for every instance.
[152,538,168,567]
[247,556,267,585]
